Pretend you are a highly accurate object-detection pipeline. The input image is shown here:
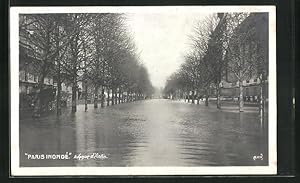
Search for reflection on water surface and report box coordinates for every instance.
[20,99,268,167]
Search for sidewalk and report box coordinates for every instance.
[173,99,268,113]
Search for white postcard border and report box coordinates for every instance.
[10,6,277,176]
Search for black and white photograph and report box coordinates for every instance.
[10,6,276,176]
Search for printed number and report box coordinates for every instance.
[253,153,263,161]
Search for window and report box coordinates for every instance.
[34,75,38,82]
[254,87,258,96]
[28,73,34,81]
[245,88,249,96]
[19,71,25,81]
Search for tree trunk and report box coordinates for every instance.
[217,85,221,109]
[56,32,62,116]
[114,89,118,104]
[119,90,122,104]
[111,88,115,105]
[84,82,88,112]
[128,91,130,102]
[32,70,48,118]
[94,85,98,108]
[259,77,265,125]
[205,89,209,107]
[197,91,200,105]
[113,89,116,104]
[132,91,134,101]
[33,98,41,117]
[187,91,190,103]
[56,76,62,116]
[239,81,244,112]
[32,87,42,118]
[107,88,110,106]
[128,91,131,102]
[71,84,77,113]
[191,90,195,104]
[101,86,105,108]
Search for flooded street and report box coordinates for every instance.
[20,99,268,167]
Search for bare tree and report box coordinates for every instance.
[226,13,257,112]
[60,14,93,113]
[20,13,154,115]
[234,13,269,119]
[20,14,72,117]
[186,16,216,106]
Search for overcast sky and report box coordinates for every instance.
[126,13,209,89]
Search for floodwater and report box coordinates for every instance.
[20,99,268,167]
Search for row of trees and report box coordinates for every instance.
[19,13,154,117]
[164,13,268,115]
